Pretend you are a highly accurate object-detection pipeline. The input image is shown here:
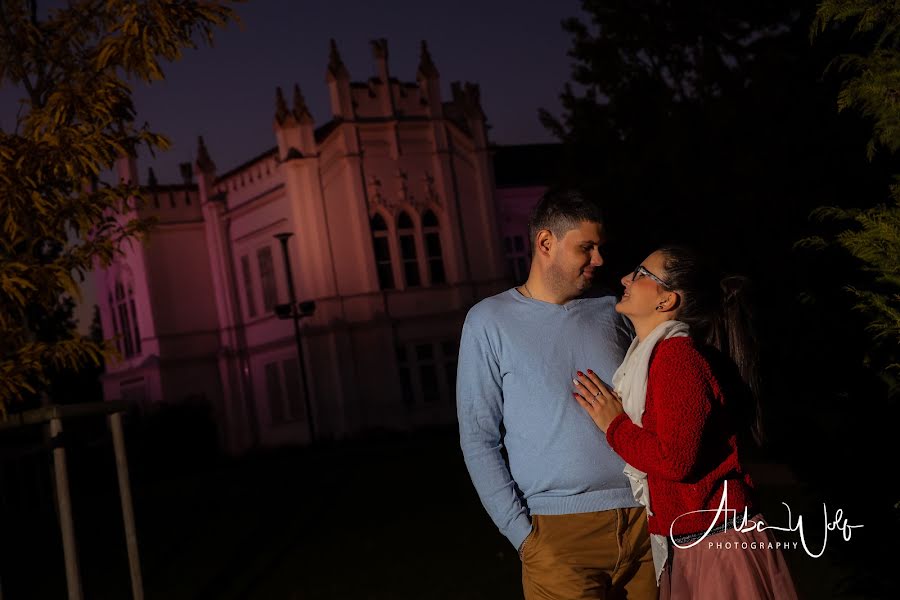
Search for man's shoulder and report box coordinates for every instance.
[576,294,634,340]
[577,294,622,319]
[579,294,618,309]
[465,289,516,324]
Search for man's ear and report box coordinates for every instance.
[535,229,553,257]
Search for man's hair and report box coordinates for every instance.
[527,188,603,251]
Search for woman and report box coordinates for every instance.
[572,246,797,599]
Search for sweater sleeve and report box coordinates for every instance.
[456,311,532,550]
[606,341,713,482]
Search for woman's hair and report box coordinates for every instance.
[657,245,764,445]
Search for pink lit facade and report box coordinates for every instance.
[95,40,544,453]
[496,186,542,285]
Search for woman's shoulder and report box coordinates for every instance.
[653,335,702,359]
[649,336,713,379]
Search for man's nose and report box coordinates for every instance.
[591,248,603,266]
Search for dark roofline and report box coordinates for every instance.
[492,143,565,188]
[143,183,198,192]
[215,146,278,183]
[314,119,340,143]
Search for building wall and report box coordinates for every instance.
[96,40,540,454]
[495,185,546,284]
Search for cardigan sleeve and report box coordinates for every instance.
[606,340,713,482]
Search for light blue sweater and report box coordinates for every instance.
[457,288,639,550]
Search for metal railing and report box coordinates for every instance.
[0,401,142,600]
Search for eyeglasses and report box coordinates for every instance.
[631,265,670,288]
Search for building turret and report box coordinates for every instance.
[326,39,353,119]
[372,38,390,84]
[452,81,489,149]
[274,85,317,160]
[417,40,442,117]
[370,38,395,117]
[194,135,217,200]
[195,136,216,176]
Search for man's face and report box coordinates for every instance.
[546,220,604,298]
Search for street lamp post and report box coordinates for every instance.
[274,232,317,443]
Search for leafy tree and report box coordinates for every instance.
[0,0,239,416]
[543,7,785,216]
[809,0,900,397]
[545,6,900,592]
[542,1,894,453]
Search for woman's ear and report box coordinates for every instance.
[657,292,680,313]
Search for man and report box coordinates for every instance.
[457,190,656,599]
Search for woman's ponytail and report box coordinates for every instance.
[715,275,764,445]
[659,247,764,445]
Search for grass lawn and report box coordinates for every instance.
[1,426,891,598]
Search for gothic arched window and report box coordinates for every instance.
[112,278,141,358]
[397,211,420,287]
[108,292,122,355]
[370,213,395,290]
[422,210,445,285]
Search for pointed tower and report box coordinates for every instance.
[292,84,316,151]
[274,86,297,158]
[417,40,442,118]
[195,136,216,182]
[274,85,316,159]
[193,135,258,453]
[326,39,353,119]
[371,37,390,83]
[370,38,394,117]
[452,82,488,149]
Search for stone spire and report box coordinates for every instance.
[275,86,291,125]
[292,84,313,124]
[452,81,486,119]
[326,39,353,118]
[327,38,348,81]
[195,135,216,174]
[418,40,443,117]
[417,40,439,79]
[371,38,390,83]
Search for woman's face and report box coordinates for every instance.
[616,250,671,319]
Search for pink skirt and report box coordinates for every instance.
[660,515,798,600]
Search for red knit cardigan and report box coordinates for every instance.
[605,336,755,536]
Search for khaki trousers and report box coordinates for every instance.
[520,507,657,600]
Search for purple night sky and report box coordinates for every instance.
[120,0,582,182]
[1,0,583,330]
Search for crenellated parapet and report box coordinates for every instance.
[445,81,488,147]
[132,162,200,221]
[325,38,442,120]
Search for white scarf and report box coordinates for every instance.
[612,319,690,584]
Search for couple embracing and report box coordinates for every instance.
[457,190,798,599]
